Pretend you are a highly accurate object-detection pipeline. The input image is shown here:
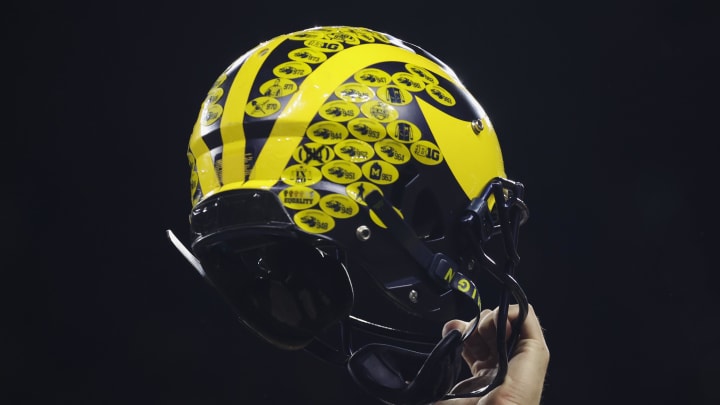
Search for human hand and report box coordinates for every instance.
[434,304,549,405]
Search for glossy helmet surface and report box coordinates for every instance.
[179,26,527,403]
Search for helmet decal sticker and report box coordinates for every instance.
[245,96,282,118]
[391,72,426,92]
[405,63,439,85]
[426,84,456,106]
[272,61,313,79]
[304,38,345,53]
[386,120,422,143]
[376,85,413,106]
[360,100,399,122]
[348,118,387,142]
[281,164,323,186]
[354,68,391,86]
[321,160,363,184]
[324,30,362,45]
[333,139,375,162]
[306,121,349,144]
[374,139,411,165]
[319,100,360,121]
[361,160,399,185]
[320,194,360,218]
[280,186,321,210]
[259,78,298,97]
[288,47,328,64]
[345,181,383,205]
[411,140,444,165]
[201,102,223,126]
[287,30,326,41]
[294,209,335,233]
[335,83,375,103]
[292,143,335,166]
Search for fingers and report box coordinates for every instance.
[436,305,549,405]
[441,309,492,337]
[484,305,549,405]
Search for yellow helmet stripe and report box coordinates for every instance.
[220,35,289,185]
[188,109,220,198]
[417,98,506,199]
[249,43,459,186]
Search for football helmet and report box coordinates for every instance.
[168,26,530,405]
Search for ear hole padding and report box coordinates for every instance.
[346,329,463,405]
[407,188,444,241]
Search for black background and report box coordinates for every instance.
[6,0,719,404]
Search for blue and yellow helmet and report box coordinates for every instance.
[174,25,529,404]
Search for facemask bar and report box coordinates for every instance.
[440,177,529,400]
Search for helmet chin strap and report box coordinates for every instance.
[363,191,483,316]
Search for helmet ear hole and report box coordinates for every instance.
[409,189,444,241]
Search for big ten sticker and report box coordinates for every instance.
[374,139,411,165]
[346,181,383,206]
[334,139,375,163]
[411,140,444,165]
[259,78,298,98]
[281,186,320,210]
[288,47,328,64]
[245,96,282,118]
[392,72,426,92]
[425,84,456,107]
[304,38,345,53]
[354,68,391,87]
[306,121,349,144]
[405,64,439,85]
[293,143,335,166]
[319,100,360,122]
[348,118,386,143]
[360,100,398,123]
[294,209,335,233]
[376,85,413,106]
[281,164,323,186]
[362,160,399,185]
[321,160,362,184]
[335,83,375,103]
[320,194,359,219]
[387,120,422,143]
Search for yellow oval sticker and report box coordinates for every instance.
[320,194,359,218]
[306,121,349,144]
[294,209,335,233]
[348,118,386,142]
[334,139,375,162]
[321,160,362,184]
[411,140,444,165]
[362,160,399,185]
[281,164,323,186]
[280,186,320,210]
